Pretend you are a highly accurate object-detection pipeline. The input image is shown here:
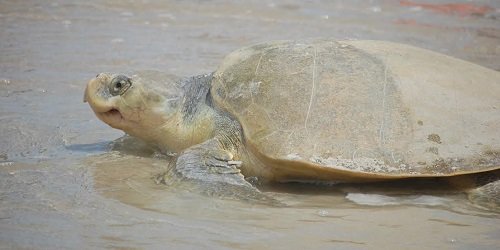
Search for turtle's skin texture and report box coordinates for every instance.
[84,39,500,207]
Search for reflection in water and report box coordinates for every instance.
[345,193,452,207]
[66,141,111,153]
[85,142,500,249]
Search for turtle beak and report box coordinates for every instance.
[83,85,89,103]
[83,74,101,103]
[83,77,99,105]
[84,73,104,103]
[84,74,117,113]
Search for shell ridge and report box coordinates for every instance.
[304,46,318,132]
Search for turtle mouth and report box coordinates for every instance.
[100,108,123,121]
[105,108,121,116]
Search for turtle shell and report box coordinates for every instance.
[211,39,500,181]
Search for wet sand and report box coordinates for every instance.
[1,0,499,249]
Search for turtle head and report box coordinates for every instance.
[84,71,182,145]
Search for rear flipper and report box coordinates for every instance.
[467,179,500,210]
[450,170,500,210]
[157,139,283,206]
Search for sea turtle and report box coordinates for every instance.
[84,39,500,207]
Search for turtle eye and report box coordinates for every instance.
[110,75,132,96]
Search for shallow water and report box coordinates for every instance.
[1,0,499,249]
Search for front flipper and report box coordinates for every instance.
[158,139,282,206]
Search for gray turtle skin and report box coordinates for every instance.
[84,39,500,207]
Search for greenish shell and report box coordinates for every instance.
[211,39,500,178]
